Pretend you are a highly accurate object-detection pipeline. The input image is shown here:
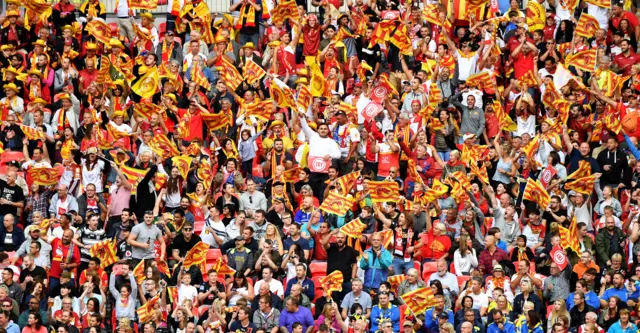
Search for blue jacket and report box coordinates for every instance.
[359,247,393,289]
[0,223,24,252]
[284,277,315,301]
[608,321,638,333]
[370,304,400,333]
[425,308,454,331]
[487,321,516,333]
[566,291,601,310]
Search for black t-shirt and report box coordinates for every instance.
[0,179,24,216]
[229,320,257,333]
[170,234,202,258]
[19,265,48,291]
[326,244,357,280]
[542,208,568,233]
[197,281,226,306]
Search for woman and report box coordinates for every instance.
[555,20,574,44]
[595,186,623,217]
[440,323,455,333]
[514,92,536,138]
[80,298,105,329]
[487,295,514,324]
[527,310,544,333]
[608,308,636,333]
[169,306,194,332]
[51,285,80,317]
[547,299,571,333]
[314,302,348,333]
[23,279,47,310]
[108,270,137,322]
[226,272,254,306]
[201,299,227,332]
[214,158,243,193]
[599,296,621,330]
[513,279,541,315]
[22,312,47,333]
[217,139,239,171]
[433,109,456,161]
[453,235,478,276]
[616,19,637,51]
[430,280,452,310]
[470,183,489,215]
[259,224,284,256]
[544,151,567,181]
[510,235,535,262]
[454,296,481,327]
[163,166,184,211]
[388,212,418,275]
[281,243,308,281]
[485,268,514,303]
[151,309,169,331]
[492,135,517,192]
[81,147,106,193]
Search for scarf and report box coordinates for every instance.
[171,0,180,16]
[161,41,174,63]
[271,150,285,176]
[58,108,70,132]
[394,125,410,159]
[236,3,256,29]
[29,80,41,101]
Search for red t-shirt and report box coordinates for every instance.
[178,109,204,141]
[420,230,451,260]
[50,238,81,279]
[313,234,335,260]
[512,52,535,80]
[302,25,322,56]
[613,52,640,76]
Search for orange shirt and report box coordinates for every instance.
[573,261,600,279]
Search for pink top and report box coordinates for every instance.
[22,326,48,333]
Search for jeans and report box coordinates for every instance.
[438,151,450,162]
[391,257,414,275]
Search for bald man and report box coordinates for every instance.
[0,170,25,219]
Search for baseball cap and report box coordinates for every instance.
[438,312,450,319]
[235,236,244,241]
[335,110,347,117]
[7,160,20,168]
[403,320,414,327]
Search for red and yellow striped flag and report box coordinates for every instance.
[297,85,312,113]
[137,293,161,323]
[584,0,610,7]
[420,179,449,204]
[421,5,442,25]
[106,122,131,140]
[149,134,180,159]
[319,191,354,216]
[368,180,400,203]
[493,100,517,131]
[565,50,597,72]
[340,218,367,238]
[279,167,302,183]
[388,274,407,293]
[271,0,300,24]
[156,260,170,276]
[133,259,146,284]
[183,241,209,271]
[333,171,361,194]
[575,13,600,38]
[564,174,597,195]
[401,287,438,314]
[172,155,193,179]
[89,239,117,268]
[133,103,163,120]
[465,71,494,90]
[523,178,551,209]
[603,111,622,134]
[558,216,582,255]
[518,70,537,87]
[192,61,211,91]
[408,159,424,184]
[216,56,243,91]
[28,168,59,186]
[469,162,490,184]
[86,18,111,45]
[166,286,178,304]
[121,165,149,194]
[19,124,45,141]
[319,270,344,294]
[376,229,394,248]
[202,112,231,131]
[129,0,158,10]
[521,135,540,160]
[461,143,488,166]
[243,59,266,84]
[567,160,592,179]
[211,257,236,276]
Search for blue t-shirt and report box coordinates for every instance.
[228,320,257,333]
[283,236,311,252]
[602,286,628,303]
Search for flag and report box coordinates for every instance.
[280,167,302,183]
[551,245,569,271]
[408,160,424,184]
[319,270,344,294]
[603,111,622,134]
[243,59,267,84]
[542,82,562,108]
[166,286,178,304]
[519,70,537,87]
[470,162,490,184]
[564,174,597,195]
[216,56,243,91]
[308,61,325,97]
[202,112,231,131]
[245,99,275,122]
[375,74,398,100]
[196,158,215,191]
[86,18,111,45]
[129,0,158,9]
[133,103,163,120]
[522,178,551,209]
[401,287,438,315]
[121,165,149,194]
[376,229,394,248]
[421,5,442,25]
[183,241,209,271]
[297,85,312,113]
[333,171,361,194]
[465,71,494,91]
[270,77,297,108]
[565,50,597,72]
[106,122,131,141]
[211,257,236,276]
[28,168,59,186]
[388,21,413,56]
[420,179,449,203]
[38,218,51,231]
[584,0,610,7]
[521,135,540,160]
[575,13,600,38]
[191,61,211,91]
[567,160,592,179]
[156,260,170,276]
[319,191,354,216]
[461,144,488,166]
[172,156,193,179]
[387,274,407,293]
[18,124,45,141]
[340,218,367,238]
[368,181,400,203]
[526,0,546,31]
[356,61,372,84]
[149,134,180,159]
[271,0,300,24]
[558,216,582,255]
[493,100,517,131]
[89,239,117,268]
[133,259,146,284]
[137,293,161,324]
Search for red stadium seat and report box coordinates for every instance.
[309,261,327,278]
[194,221,205,234]
[108,22,118,37]
[0,151,24,165]
[422,262,437,280]
[158,22,167,38]
[457,276,471,289]
[206,249,222,263]
[449,262,456,274]
[311,276,324,301]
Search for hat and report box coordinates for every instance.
[241,42,256,50]
[3,83,18,92]
[3,66,19,76]
[308,122,318,131]
[112,110,125,118]
[234,236,244,241]
[165,93,177,104]
[215,35,227,44]
[87,147,98,155]
[614,0,624,6]
[27,69,43,78]
[0,45,14,51]
[403,320,414,327]
[273,181,285,187]
[30,97,47,105]
[139,12,154,21]
[354,81,362,87]
[113,79,125,89]
[543,118,555,126]
[438,312,450,320]
[85,42,97,50]
[462,133,475,141]
[62,25,74,33]
[109,38,124,49]
[493,264,504,272]
[337,13,349,22]
[214,13,234,27]
[6,160,20,168]
[32,39,46,47]
[568,190,577,197]
[269,120,285,129]
[516,22,529,30]
[57,93,71,100]
[295,77,308,85]
[268,41,281,48]
[5,10,19,17]
[335,110,347,117]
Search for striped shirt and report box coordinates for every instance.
[77,226,106,262]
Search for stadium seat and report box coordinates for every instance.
[108,23,118,37]
[311,276,324,301]
[413,261,420,272]
[158,22,167,38]
[194,220,205,234]
[0,151,24,165]
[449,262,456,274]
[309,261,327,278]
[457,276,471,289]
[206,249,222,263]
[422,262,437,280]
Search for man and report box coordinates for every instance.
[284,283,312,309]
[329,110,360,174]
[76,184,107,221]
[263,138,294,179]
[0,171,25,219]
[456,277,489,316]
[283,224,311,260]
[578,313,604,333]
[340,278,372,319]
[569,291,595,329]
[239,178,268,217]
[252,282,282,312]
[12,229,51,268]
[279,297,314,333]
[250,210,271,241]
[596,137,630,189]
[573,251,600,279]
[323,232,358,292]
[72,213,106,273]
[562,125,601,175]
[543,257,572,303]
[17,296,48,329]
[510,259,544,293]
[595,217,625,267]
[0,214,23,252]
[425,293,454,332]
[227,235,254,277]
[55,310,79,333]
[228,306,257,332]
[81,313,106,333]
[428,259,459,299]
[567,279,601,310]
[169,221,201,266]
[49,229,81,292]
[359,233,393,292]
[18,254,47,295]
[487,310,515,333]
[450,89,485,142]
[401,78,426,114]
[541,196,568,230]
[284,264,315,301]
[299,115,342,195]
[1,268,22,303]
[254,267,284,299]
[477,235,509,275]
[370,292,400,332]
[51,92,81,134]
[127,210,166,267]
[253,295,281,333]
[48,184,79,219]
[294,197,316,225]
[600,272,627,307]
[0,310,18,333]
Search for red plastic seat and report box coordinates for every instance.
[309,261,327,278]
[0,151,24,165]
[158,22,167,38]
[413,261,420,272]
[193,220,205,234]
[206,249,222,263]
[457,276,471,289]
[108,23,118,37]
[422,262,438,280]
[449,262,456,274]
[311,276,325,301]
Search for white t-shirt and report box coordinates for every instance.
[455,50,480,81]
[254,279,284,298]
[467,291,489,310]
[200,219,227,249]
[178,284,198,304]
[329,123,360,158]
[81,159,106,193]
[22,160,52,170]
[49,226,78,243]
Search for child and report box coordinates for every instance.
[488,227,508,252]
[237,128,263,178]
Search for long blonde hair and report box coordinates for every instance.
[549,299,570,323]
